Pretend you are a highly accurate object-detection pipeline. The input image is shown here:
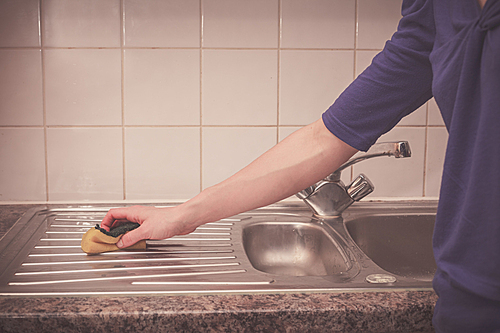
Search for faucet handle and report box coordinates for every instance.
[347,174,374,202]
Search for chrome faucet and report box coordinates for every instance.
[297,141,411,217]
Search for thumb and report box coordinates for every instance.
[116,228,144,248]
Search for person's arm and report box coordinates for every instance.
[101,118,357,248]
[323,0,435,152]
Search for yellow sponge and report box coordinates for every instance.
[81,222,146,254]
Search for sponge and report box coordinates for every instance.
[81,222,146,254]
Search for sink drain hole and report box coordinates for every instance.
[365,274,397,284]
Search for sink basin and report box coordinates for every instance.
[345,214,437,281]
[242,222,351,277]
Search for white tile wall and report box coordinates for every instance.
[46,128,123,201]
[202,0,279,48]
[281,0,355,49]
[357,0,403,50]
[202,127,276,189]
[124,49,200,125]
[0,0,40,47]
[0,49,43,126]
[202,49,278,125]
[0,129,46,201]
[279,50,354,125]
[124,0,200,47]
[43,0,121,47]
[125,127,201,199]
[44,49,122,126]
[0,0,447,202]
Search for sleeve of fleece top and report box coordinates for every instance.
[322,0,435,152]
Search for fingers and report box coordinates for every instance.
[116,227,146,248]
[100,207,140,231]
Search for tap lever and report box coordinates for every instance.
[347,174,374,201]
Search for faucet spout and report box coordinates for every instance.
[335,141,411,174]
[297,141,411,217]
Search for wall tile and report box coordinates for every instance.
[124,0,200,47]
[124,49,200,125]
[47,128,123,201]
[202,127,276,189]
[202,0,278,48]
[279,50,353,126]
[278,126,301,142]
[357,0,402,50]
[44,49,122,126]
[353,127,425,197]
[281,0,355,49]
[43,0,121,47]
[202,50,278,125]
[0,129,46,201]
[425,127,448,197]
[0,50,43,126]
[355,50,380,76]
[428,98,445,126]
[0,0,40,47]
[398,104,427,126]
[125,127,200,200]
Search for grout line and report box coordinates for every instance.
[39,0,49,202]
[276,0,282,143]
[349,0,360,182]
[23,124,303,129]
[0,125,45,129]
[199,0,204,193]
[0,47,42,50]
[121,0,126,200]
[422,102,429,197]
[0,46,380,51]
[353,0,359,81]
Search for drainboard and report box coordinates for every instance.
[0,206,277,296]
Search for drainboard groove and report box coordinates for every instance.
[44,231,232,236]
[15,262,241,276]
[28,249,235,257]
[22,256,238,266]
[9,269,248,286]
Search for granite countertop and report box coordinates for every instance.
[0,204,437,333]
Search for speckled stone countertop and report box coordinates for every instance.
[0,204,437,333]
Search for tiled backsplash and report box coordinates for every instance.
[0,0,447,202]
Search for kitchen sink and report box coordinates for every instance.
[242,222,352,277]
[0,201,438,296]
[345,214,436,281]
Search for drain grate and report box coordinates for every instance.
[0,206,272,296]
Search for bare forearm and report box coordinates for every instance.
[178,118,357,226]
[102,118,357,248]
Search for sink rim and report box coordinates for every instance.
[0,201,438,296]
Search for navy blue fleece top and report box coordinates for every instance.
[323,0,500,301]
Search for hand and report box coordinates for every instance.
[100,205,197,248]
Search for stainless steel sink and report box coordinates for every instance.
[345,214,436,281]
[0,201,437,296]
[242,222,352,277]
